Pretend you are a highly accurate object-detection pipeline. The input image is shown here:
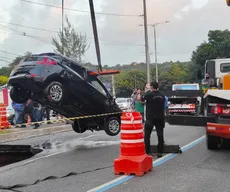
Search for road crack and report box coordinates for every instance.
[0,165,113,190]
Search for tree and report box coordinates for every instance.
[52,16,90,62]
[191,30,230,68]
[115,70,146,90]
[0,76,8,86]
[0,52,32,77]
[9,51,32,68]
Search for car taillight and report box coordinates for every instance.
[211,106,222,114]
[36,57,56,65]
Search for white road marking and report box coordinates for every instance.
[87,135,206,192]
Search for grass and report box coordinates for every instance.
[0,129,13,134]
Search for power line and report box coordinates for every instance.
[0,50,21,56]
[21,0,140,17]
[0,58,11,64]
[0,21,56,32]
[0,26,144,46]
[0,56,13,60]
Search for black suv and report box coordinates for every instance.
[8,53,122,136]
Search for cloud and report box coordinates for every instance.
[0,0,229,67]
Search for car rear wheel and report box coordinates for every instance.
[72,120,87,133]
[44,81,64,103]
[105,117,121,136]
[10,86,30,104]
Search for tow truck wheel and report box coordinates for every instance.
[10,86,30,104]
[206,134,220,150]
[72,120,87,133]
[105,117,121,136]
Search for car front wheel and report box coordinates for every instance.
[105,117,121,136]
[10,86,30,104]
[44,81,64,103]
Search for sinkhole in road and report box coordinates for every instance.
[0,145,43,167]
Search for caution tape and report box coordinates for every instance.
[15,112,122,127]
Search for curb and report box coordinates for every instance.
[0,125,73,143]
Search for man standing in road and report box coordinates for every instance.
[140,81,166,158]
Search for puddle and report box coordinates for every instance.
[0,145,43,167]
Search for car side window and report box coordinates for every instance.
[90,79,107,97]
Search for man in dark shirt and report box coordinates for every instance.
[141,81,165,158]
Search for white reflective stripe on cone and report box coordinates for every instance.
[121,120,142,124]
[120,129,143,134]
[121,139,144,143]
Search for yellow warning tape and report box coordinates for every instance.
[15,112,122,127]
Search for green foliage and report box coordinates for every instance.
[9,51,32,68]
[0,52,32,77]
[115,70,146,90]
[192,30,230,68]
[0,76,8,86]
[52,16,90,62]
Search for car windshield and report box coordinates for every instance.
[173,84,199,90]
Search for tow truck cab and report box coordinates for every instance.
[204,58,230,85]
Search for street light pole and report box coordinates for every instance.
[139,20,170,83]
[153,25,158,82]
[143,0,151,84]
[150,21,170,82]
[61,0,64,55]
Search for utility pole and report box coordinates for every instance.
[112,75,116,98]
[153,25,158,82]
[88,0,102,72]
[143,0,151,84]
[61,0,64,55]
[148,21,170,82]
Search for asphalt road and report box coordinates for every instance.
[0,124,229,192]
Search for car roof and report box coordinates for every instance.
[34,52,84,68]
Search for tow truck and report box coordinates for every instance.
[167,83,201,115]
[167,58,230,150]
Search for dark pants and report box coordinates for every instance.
[41,107,50,121]
[140,113,145,123]
[21,107,39,127]
[144,118,165,154]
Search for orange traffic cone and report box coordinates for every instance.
[0,103,11,129]
[114,112,152,176]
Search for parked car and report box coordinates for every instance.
[115,98,132,111]
[8,52,122,136]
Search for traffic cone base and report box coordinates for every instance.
[114,154,153,176]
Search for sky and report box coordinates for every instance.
[0,0,229,67]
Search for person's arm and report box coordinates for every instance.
[140,91,150,102]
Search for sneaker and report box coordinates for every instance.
[47,121,52,124]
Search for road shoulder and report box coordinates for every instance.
[0,124,72,143]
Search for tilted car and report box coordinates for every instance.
[8,52,122,136]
